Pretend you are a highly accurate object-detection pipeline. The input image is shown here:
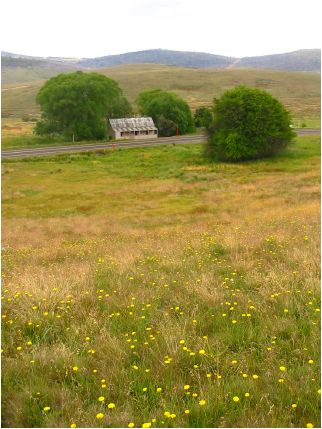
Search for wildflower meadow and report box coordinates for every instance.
[1,136,320,427]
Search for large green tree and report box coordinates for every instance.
[137,89,195,136]
[35,71,131,140]
[206,86,295,161]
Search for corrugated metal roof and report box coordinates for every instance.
[109,117,157,132]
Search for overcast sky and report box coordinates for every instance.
[1,0,320,58]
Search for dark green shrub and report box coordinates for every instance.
[206,86,295,161]
[155,115,177,137]
[194,107,213,128]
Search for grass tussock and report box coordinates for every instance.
[1,136,320,428]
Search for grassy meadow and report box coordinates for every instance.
[1,135,320,428]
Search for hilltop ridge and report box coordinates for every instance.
[2,48,321,72]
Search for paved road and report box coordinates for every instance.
[2,129,320,159]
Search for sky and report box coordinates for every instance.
[1,0,321,58]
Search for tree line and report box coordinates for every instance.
[35,71,295,161]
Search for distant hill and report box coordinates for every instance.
[2,49,321,77]
[78,49,235,69]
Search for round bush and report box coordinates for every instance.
[206,86,295,161]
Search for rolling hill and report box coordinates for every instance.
[2,64,320,128]
[1,53,79,84]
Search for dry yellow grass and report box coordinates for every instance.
[1,118,35,137]
[1,137,320,428]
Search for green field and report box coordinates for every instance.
[1,136,320,428]
[2,65,321,128]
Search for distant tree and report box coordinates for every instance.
[205,86,295,161]
[194,107,213,128]
[107,96,133,119]
[155,115,177,137]
[35,71,131,140]
[137,89,195,135]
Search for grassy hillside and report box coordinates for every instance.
[1,65,321,128]
[2,136,320,428]
[1,56,79,84]
[1,66,73,85]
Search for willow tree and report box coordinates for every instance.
[35,71,131,140]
